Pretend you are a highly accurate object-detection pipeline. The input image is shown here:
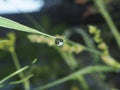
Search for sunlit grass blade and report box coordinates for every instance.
[0,16,55,39]
[0,40,9,43]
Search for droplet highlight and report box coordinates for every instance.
[55,38,64,46]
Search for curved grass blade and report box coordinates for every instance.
[0,16,55,39]
[0,66,29,85]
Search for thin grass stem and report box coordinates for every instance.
[0,66,29,85]
[34,65,114,90]
[9,47,30,90]
[94,0,120,48]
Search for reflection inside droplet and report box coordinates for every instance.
[55,38,64,46]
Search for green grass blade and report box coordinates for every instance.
[10,74,33,85]
[34,65,114,90]
[0,40,9,43]
[75,28,99,63]
[0,16,55,39]
[94,0,120,48]
[0,66,29,85]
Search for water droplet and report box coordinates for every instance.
[55,38,64,46]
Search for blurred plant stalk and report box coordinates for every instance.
[94,0,120,48]
[0,33,30,90]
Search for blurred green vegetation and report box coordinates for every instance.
[0,0,120,90]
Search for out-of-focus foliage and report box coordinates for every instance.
[0,0,120,90]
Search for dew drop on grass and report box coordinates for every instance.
[55,38,64,46]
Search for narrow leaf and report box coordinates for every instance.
[0,16,55,38]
